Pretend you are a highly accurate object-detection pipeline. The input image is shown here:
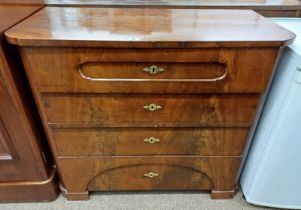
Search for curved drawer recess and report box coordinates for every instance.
[79,62,227,82]
[21,47,279,93]
[87,164,213,191]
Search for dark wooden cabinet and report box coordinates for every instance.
[0,1,58,202]
[5,7,295,201]
[45,0,301,17]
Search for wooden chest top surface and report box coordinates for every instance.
[9,5,290,200]
[5,7,295,48]
[44,0,301,8]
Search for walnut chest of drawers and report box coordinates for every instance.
[5,7,294,200]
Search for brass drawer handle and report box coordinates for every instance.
[144,172,159,178]
[144,137,160,144]
[143,103,162,112]
[143,65,165,75]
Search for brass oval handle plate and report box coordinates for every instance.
[143,65,165,75]
[143,103,162,112]
[144,137,160,144]
[143,172,159,178]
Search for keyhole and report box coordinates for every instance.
[149,104,156,111]
[150,66,156,73]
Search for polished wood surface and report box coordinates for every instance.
[20,47,279,93]
[87,162,214,191]
[0,1,59,202]
[0,0,43,5]
[0,5,42,36]
[44,94,258,127]
[7,7,294,200]
[0,77,43,181]
[44,0,301,7]
[54,128,248,157]
[58,157,241,200]
[0,118,16,161]
[5,8,295,48]
[0,169,58,203]
[80,62,226,81]
[258,10,300,17]
[44,0,301,17]
[0,2,46,181]
[0,0,43,3]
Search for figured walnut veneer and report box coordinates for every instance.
[5,7,295,200]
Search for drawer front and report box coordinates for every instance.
[54,128,248,157]
[87,164,213,191]
[22,47,278,93]
[43,94,259,127]
[58,157,241,192]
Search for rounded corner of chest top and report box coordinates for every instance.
[4,31,20,46]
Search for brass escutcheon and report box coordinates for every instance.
[143,103,162,112]
[143,172,159,178]
[143,65,165,75]
[144,137,160,144]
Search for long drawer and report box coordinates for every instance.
[43,93,259,127]
[54,127,249,157]
[22,47,278,93]
[58,156,241,192]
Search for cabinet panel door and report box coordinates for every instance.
[0,47,47,181]
[0,118,16,161]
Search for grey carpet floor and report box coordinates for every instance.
[0,191,280,210]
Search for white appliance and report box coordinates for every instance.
[240,18,301,209]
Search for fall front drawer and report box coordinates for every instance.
[44,93,259,127]
[58,157,241,194]
[54,127,249,157]
[20,47,278,93]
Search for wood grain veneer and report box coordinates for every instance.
[44,0,301,6]
[5,7,295,200]
[5,8,295,48]
[0,1,59,202]
[43,93,259,127]
[19,47,279,93]
[54,127,249,157]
